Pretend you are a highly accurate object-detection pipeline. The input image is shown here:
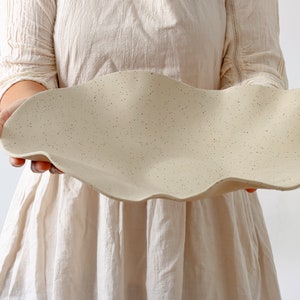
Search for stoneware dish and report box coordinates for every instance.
[1,71,299,201]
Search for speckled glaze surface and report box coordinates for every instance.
[0,71,299,201]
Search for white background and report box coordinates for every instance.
[0,0,299,298]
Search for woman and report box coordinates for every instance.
[0,0,287,299]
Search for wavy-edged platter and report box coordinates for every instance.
[1,71,299,201]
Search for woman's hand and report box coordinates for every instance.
[0,97,62,174]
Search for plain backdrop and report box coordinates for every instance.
[0,0,299,298]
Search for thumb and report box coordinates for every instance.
[0,98,27,135]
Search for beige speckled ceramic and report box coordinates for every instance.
[0,71,299,201]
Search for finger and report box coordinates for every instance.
[0,110,10,136]
[10,157,26,167]
[31,161,52,173]
[0,98,27,123]
[245,188,257,193]
[49,165,64,174]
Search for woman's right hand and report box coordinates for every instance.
[0,97,62,174]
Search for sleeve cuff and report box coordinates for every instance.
[221,72,288,90]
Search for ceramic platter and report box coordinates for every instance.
[1,71,299,201]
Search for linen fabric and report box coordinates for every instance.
[0,0,287,299]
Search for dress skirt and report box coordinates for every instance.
[0,167,281,299]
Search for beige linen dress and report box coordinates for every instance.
[0,0,287,299]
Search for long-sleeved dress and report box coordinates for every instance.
[0,0,288,299]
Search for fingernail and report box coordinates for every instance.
[50,166,61,174]
[31,162,43,173]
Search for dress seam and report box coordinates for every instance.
[229,0,243,83]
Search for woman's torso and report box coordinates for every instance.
[54,0,226,89]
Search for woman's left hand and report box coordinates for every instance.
[0,98,63,174]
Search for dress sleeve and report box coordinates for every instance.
[0,0,57,99]
[220,0,288,89]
